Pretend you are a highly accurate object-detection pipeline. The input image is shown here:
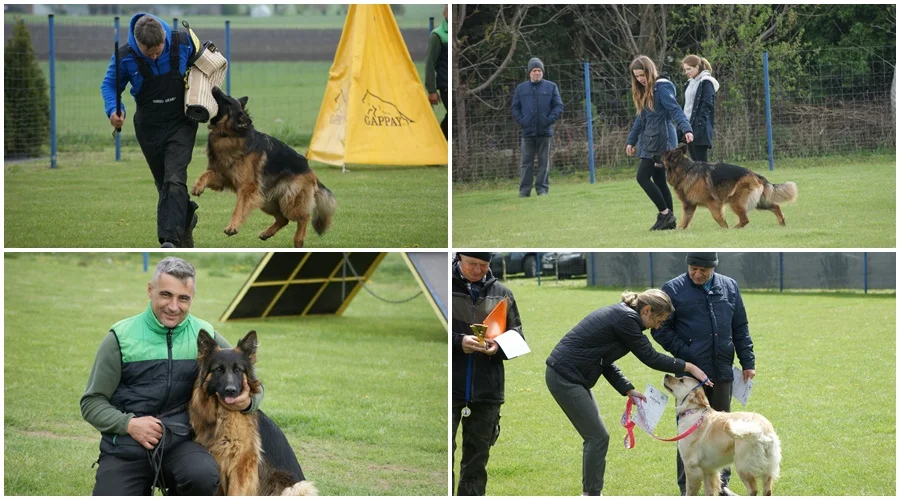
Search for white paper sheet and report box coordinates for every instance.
[493,330,531,359]
[631,384,668,434]
[732,366,753,406]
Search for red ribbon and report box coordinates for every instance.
[621,397,704,449]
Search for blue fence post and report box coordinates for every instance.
[863,252,868,294]
[114,16,121,161]
[537,252,542,287]
[225,21,231,95]
[584,61,595,184]
[173,18,178,30]
[778,252,783,292]
[49,14,57,169]
[648,252,654,288]
[429,16,434,31]
[763,51,774,171]
[588,252,595,286]
[143,252,149,272]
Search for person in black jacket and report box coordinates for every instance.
[652,252,756,496]
[545,289,710,496]
[680,55,719,162]
[451,252,523,496]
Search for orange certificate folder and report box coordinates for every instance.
[484,298,508,340]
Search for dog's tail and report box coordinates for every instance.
[762,181,798,205]
[281,480,318,496]
[726,421,782,480]
[313,180,336,235]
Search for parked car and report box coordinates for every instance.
[490,252,552,278]
[543,252,587,279]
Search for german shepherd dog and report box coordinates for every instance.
[663,375,781,496]
[190,330,318,496]
[661,144,798,229]
[191,87,336,247]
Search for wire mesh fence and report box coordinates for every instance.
[3,14,441,160]
[453,46,895,183]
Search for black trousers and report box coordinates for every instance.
[452,400,501,496]
[688,144,709,162]
[636,156,673,212]
[677,380,733,494]
[439,88,448,140]
[92,412,304,495]
[134,113,199,246]
[93,440,218,496]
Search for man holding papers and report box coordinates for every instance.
[451,252,524,496]
[545,290,711,496]
[652,252,757,496]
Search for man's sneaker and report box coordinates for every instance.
[161,241,176,248]
[658,212,677,230]
[182,212,198,248]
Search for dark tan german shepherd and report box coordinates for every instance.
[191,87,336,247]
[190,330,318,496]
[662,144,798,229]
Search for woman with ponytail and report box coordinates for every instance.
[545,289,711,495]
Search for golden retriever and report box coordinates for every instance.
[663,375,781,496]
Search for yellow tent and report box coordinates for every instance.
[307,4,448,167]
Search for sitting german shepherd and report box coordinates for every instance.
[191,87,336,247]
[661,144,797,229]
[190,330,317,496]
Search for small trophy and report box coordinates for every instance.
[469,323,487,346]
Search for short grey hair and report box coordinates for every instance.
[134,15,165,48]
[152,257,196,286]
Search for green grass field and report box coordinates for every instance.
[7,6,444,29]
[453,153,896,248]
[5,252,448,496]
[4,150,447,248]
[453,280,895,495]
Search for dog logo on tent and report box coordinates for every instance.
[362,90,414,127]
[329,89,349,125]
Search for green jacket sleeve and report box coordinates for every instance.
[214,332,264,413]
[424,33,441,93]
[80,331,132,435]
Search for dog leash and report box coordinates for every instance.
[148,405,192,495]
[621,378,709,449]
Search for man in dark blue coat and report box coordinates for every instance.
[652,252,756,496]
[511,57,564,197]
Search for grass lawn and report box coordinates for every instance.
[453,280,895,495]
[452,153,895,248]
[4,149,447,248]
[4,252,448,496]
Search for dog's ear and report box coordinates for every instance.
[237,330,258,365]
[197,329,218,360]
[238,96,249,109]
[678,143,689,155]
[688,384,710,407]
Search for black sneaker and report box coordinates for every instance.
[161,241,176,248]
[650,212,667,230]
[659,212,677,230]
[182,212,198,248]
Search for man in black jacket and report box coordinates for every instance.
[451,252,523,495]
[652,252,756,496]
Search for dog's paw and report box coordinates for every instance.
[191,185,204,196]
[258,233,271,241]
[224,227,239,236]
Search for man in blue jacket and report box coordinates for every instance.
[101,14,199,248]
[652,252,756,496]
[511,57,563,198]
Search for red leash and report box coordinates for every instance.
[621,397,705,449]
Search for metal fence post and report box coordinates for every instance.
[588,252,595,286]
[863,252,868,294]
[114,16,121,161]
[648,252,654,288]
[778,252,783,292]
[537,252,542,286]
[49,14,57,169]
[225,20,231,95]
[429,16,434,31]
[584,61,595,184]
[143,252,149,272]
[763,51,774,171]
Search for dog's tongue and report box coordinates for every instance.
[225,397,236,405]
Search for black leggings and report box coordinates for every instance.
[688,144,709,162]
[636,156,673,213]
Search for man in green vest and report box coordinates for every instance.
[425,5,448,139]
[81,256,305,494]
